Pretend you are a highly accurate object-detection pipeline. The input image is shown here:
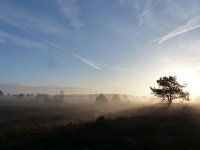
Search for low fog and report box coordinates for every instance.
[0,88,198,129]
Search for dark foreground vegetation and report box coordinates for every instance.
[0,104,200,150]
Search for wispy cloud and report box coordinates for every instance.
[2,15,67,50]
[0,16,33,34]
[0,3,131,71]
[0,14,102,70]
[137,0,154,25]
[119,0,154,25]
[0,6,69,36]
[0,31,48,49]
[57,0,83,30]
[0,16,67,55]
[97,63,142,74]
[98,63,128,72]
[151,17,200,43]
[74,54,101,70]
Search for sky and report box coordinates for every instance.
[1,0,200,96]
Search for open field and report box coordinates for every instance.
[0,103,200,149]
[0,103,136,131]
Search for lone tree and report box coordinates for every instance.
[150,76,190,106]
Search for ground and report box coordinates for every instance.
[0,103,200,150]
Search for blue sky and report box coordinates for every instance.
[1,0,200,95]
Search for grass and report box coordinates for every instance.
[0,104,200,149]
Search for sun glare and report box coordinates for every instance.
[171,69,200,96]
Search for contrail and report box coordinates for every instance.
[0,16,101,70]
[151,18,200,43]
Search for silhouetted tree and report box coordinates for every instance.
[95,94,108,105]
[18,94,25,99]
[111,94,121,103]
[150,76,190,106]
[96,116,106,122]
[0,90,3,97]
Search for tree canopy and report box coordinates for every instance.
[150,76,190,106]
[111,94,121,103]
[95,94,108,105]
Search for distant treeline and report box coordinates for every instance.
[0,90,65,104]
[0,90,154,104]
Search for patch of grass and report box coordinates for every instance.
[0,105,200,149]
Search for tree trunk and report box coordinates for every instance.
[167,99,172,108]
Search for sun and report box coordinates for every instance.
[171,69,200,96]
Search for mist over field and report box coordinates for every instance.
[1,93,200,149]
[0,84,200,150]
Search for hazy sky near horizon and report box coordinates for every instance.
[1,0,200,96]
